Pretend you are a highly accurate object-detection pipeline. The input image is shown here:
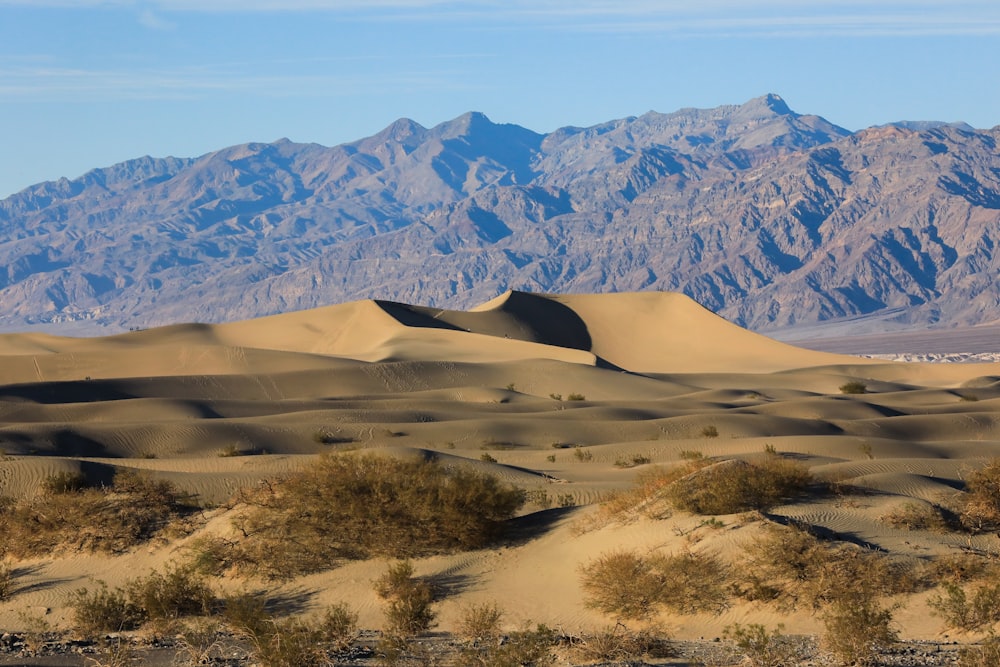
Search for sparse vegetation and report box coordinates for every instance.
[579,549,728,620]
[958,633,1000,667]
[821,595,898,666]
[929,580,1000,631]
[570,623,670,664]
[879,501,949,531]
[839,381,868,395]
[220,454,525,578]
[723,623,801,667]
[549,393,562,401]
[700,425,719,438]
[480,453,498,463]
[0,560,14,601]
[614,454,652,468]
[567,393,586,401]
[573,447,594,462]
[375,561,436,637]
[69,564,215,634]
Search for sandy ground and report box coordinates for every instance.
[0,290,998,657]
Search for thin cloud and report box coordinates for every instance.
[0,62,484,101]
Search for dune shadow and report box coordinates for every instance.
[9,564,74,597]
[0,379,136,404]
[502,505,578,547]
[763,513,887,552]
[260,588,317,616]
[427,573,475,600]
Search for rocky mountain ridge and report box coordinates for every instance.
[2,94,998,335]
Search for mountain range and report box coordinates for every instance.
[2,93,999,336]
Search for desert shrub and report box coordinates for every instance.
[375,561,436,637]
[41,471,89,494]
[458,603,504,644]
[821,595,897,666]
[614,454,651,468]
[879,501,950,531]
[124,563,215,622]
[0,560,13,600]
[480,453,498,463]
[665,457,812,515]
[173,618,228,666]
[570,623,670,664]
[320,602,361,652]
[723,623,801,667]
[87,638,140,667]
[960,459,1000,532]
[959,634,1000,667]
[456,623,557,667]
[700,425,719,438]
[929,580,1000,631]
[839,381,868,394]
[227,454,525,578]
[69,583,145,635]
[573,447,593,462]
[0,469,192,557]
[579,549,728,620]
[567,393,586,401]
[736,524,914,610]
[223,593,357,667]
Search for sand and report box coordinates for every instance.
[0,290,998,651]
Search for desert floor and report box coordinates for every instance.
[0,291,998,664]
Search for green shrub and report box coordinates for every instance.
[839,381,868,394]
[723,623,800,667]
[579,549,728,620]
[929,581,1000,631]
[227,454,525,578]
[375,561,436,637]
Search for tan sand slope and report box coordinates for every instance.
[0,291,999,655]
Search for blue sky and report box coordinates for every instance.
[1,1,999,199]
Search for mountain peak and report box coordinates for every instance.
[736,93,794,118]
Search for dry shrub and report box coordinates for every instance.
[593,456,811,528]
[570,623,670,664]
[455,624,557,667]
[69,583,145,635]
[878,501,950,532]
[839,381,868,394]
[224,454,525,578]
[959,634,1000,667]
[375,561,436,638]
[579,549,728,620]
[723,623,801,667]
[124,563,214,623]
[0,560,13,600]
[736,524,914,610]
[0,470,192,558]
[69,565,216,635]
[457,602,504,644]
[960,459,1000,532]
[821,595,897,666]
[666,457,812,515]
[223,594,358,667]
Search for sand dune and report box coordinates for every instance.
[0,290,999,656]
